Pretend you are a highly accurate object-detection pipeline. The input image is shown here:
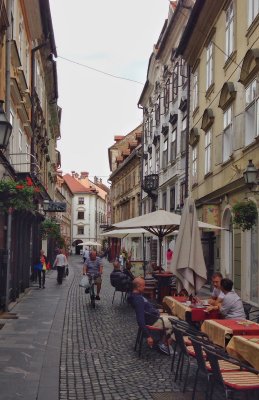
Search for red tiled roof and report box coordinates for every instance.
[63,174,95,194]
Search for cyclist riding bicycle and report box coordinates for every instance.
[83,250,103,300]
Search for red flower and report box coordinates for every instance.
[16,185,24,190]
[26,177,33,186]
[34,187,41,193]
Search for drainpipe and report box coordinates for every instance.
[4,1,12,312]
[185,65,191,199]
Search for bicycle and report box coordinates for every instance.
[86,273,96,308]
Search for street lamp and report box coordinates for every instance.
[243,160,258,190]
[43,199,50,213]
[0,100,12,149]
[142,174,159,212]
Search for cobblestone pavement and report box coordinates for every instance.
[59,257,215,400]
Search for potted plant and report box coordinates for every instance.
[41,218,61,239]
[232,200,258,231]
[0,177,40,211]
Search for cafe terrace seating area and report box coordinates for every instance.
[131,280,259,399]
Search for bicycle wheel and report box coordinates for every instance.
[90,283,95,308]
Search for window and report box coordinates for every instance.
[245,79,259,145]
[155,147,160,173]
[205,130,212,174]
[180,182,185,207]
[206,41,213,90]
[162,192,167,210]
[162,138,168,169]
[164,79,170,114]
[192,145,198,184]
[248,0,259,26]
[223,106,233,162]
[155,98,160,127]
[78,197,84,205]
[225,2,234,59]
[149,115,153,139]
[171,128,177,162]
[170,187,176,212]
[25,143,29,162]
[149,155,152,172]
[19,129,22,152]
[172,63,179,102]
[181,116,187,154]
[193,69,198,111]
[77,226,84,235]
[181,59,187,86]
[78,211,84,219]
[144,160,148,175]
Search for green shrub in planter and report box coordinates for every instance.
[232,200,258,231]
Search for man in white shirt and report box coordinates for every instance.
[208,272,225,306]
[208,278,245,320]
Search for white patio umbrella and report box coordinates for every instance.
[113,210,181,269]
[113,209,223,270]
[171,197,207,294]
[77,241,102,247]
[100,228,153,239]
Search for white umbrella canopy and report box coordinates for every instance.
[77,241,102,247]
[112,208,223,270]
[113,210,181,268]
[171,197,207,294]
[100,228,153,239]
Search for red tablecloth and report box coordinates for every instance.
[212,319,259,335]
[191,308,220,322]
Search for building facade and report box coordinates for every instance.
[0,0,61,309]
[63,172,108,254]
[138,1,194,266]
[108,125,142,260]
[177,0,259,304]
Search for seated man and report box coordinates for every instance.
[123,261,135,281]
[83,250,103,300]
[208,272,225,306]
[110,260,132,292]
[207,278,246,319]
[128,277,175,354]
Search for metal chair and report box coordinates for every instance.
[203,344,259,400]
[190,337,240,400]
[134,315,169,357]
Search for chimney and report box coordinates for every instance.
[80,171,89,179]
[71,170,75,177]
[94,176,98,184]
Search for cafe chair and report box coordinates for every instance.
[134,315,169,357]
[189,337,241,400]
[203,345,259,400]
[242,301,253,320]
[171,325,198,392]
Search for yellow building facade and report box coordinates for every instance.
[178,0,259,303]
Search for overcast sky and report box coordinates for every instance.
[49,0,169,184]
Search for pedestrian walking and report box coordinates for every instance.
[53,249,68,284]
[38,249,48,289]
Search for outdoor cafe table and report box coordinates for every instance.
[163,296,219,322]
[201,319,259,348]
[227,335,259,370]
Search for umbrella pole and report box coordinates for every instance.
[142,233,146,279]
[159,236,162,273]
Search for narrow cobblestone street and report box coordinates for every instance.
[0,256,232,400]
